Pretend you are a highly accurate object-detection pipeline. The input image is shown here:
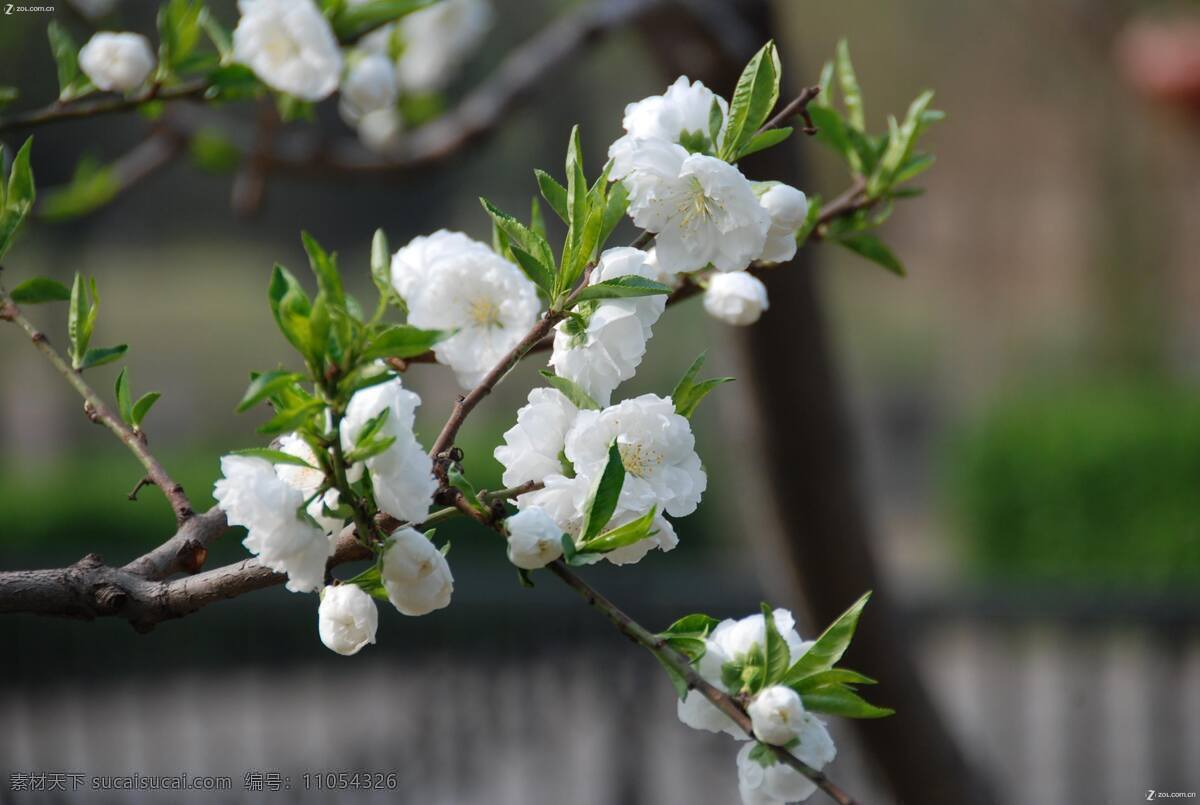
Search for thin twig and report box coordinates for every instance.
[0,287,194,524]
[0,80,207,134]
[757,85,822,136]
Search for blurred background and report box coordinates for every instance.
[1,0,1199,803]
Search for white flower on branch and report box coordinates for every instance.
[494,387,579,488]
[677,609,813,738]
[318,583,378,655]
[276,432,344,535]
[339,52,399,127]
[565,393,706,518]
[735,715,837,805]
[615,76,728,146]
[381,527,454,616]
[703,271,769,326]
[611,139,769,274]
[756,182,809,265]
[392,230,541,388]
[394,0,493,93]
[77,32,156,93]
[213,455,333,593]
[356,108,405,155]
[548,247,665,406]
[341,378,437,525]
[233,0,342,102]
[504,506,564,569]
[748,684,807,746]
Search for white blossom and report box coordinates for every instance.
[735,715,837,804]
[677,609,814,739]
[391,230,540,388]
[611,139,769,274]
[494,388,579,487]
[339,51,398,126]
[505,507,564,570]
[617,76,727,145]
[748,685,807,745]
[381,527,454,616]
[276,432,343,536]
[394,0,492,93]
[756,183,809,264]
[547,247,665,406]
[233,0,341,102]
[318,584,378,655]
[213,455,333,593]
[77,32,155,93]
[357,108,404,154]
[564,393,706,518]
[703,271,769,326]
[341,378,437,525]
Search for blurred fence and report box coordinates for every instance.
[1,594,1198,804]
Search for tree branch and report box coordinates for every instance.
[0,288,195,524]
[0,80,207,134]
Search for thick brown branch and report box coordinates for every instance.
[0,289,195,524]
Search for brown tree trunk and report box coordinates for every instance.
[642,3,997,803]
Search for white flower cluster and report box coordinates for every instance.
[337,0,493,152]
[676,609,837,804]
[214,376,445,655]
[609,77,810,327]
[233,0,342,102]
[495,389,706,567]
[391,230,541,388]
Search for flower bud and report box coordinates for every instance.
[747,684,806,745]
[505,507,564,570]
[78,32,155,93]
[318,584,378,656]
[757,183,809,264]
[339,52,399,126]
[381,527,453,616]
[703,272,769,326]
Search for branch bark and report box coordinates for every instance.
[0,80,207,134]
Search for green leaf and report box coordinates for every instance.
[788,668,877,694]
[361,324,445,361]
[893,153,935,186]
[78,344,128,370]
[781,592,872,683]
[535,169,569,223]
[257,399,325,436]
[530,196,546,239]
[236,370,303,413]
[598,179,629,248]
[448,465,482,509]
[204,64,261,101]
[345,434,396,464]
[46,22,80,100]
[761,603,791,687]
[795,194,823,249]
[807,105,851,161]
[662,613,719,638]
[68,272,89,366]
[736,126,792,160]
[671,353,735,418]
[676,377,734,418]
[158,0,204,71]
[671,353,707,408]
[346,563,389,602]
[188,129,241,173]
[332,0,437,40]
[871,90,938,196]
[198,8,233,61]
[565,124,587,229]
[0,87,18,111]
[836,233,905,277]
[230,447,319,469]
[578,440,625,544]
[480,198,555,283]
[573,275,670,304]
[748,742,778,769]
[9,277,70,304]
[835,40,865,132]
[664,635,707,662]
[130,391,162,428]
[301,231,345,306]
[802,685,894,719]
[268,264,314,357]
[720,41,781,162]
[115,367,133,425]
[509,245,556,297]
[39,156,118,221]
[654,650,691,700]
[708,97,724,149]
[538,369,600,410]
[0,138,35,262]
[578,506,657,554]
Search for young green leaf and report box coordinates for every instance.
[158,0,204,71]
[39,157,119,221]
[230,447,319,469]
[787,668,877,693]
[268,264,314,357]
[0,87,18,111]
[835,233,905,276]
[720,41,782,161]
[257,398,325,436]
[801,684,894,719]
[0,138,36,262]
[236,370,303,413]
[835,40,865,132]
[577,440,625,544]
[761,603,791,687]
[654,650,691,700]
[538,369,600,410]
[807,105,851,162]
[573,276,670,303]
[480,198,555,280]
[115,367,134,425]
[598,179,629,248]
[781,591,872,683]
[301,231,346,306]
[676,377,734,418]
[662,613,720,639]
[8,277,70,304]
[578,507,657,554]
[535,169,569,223]
[332,0,437,40]
[747,742,779,769]
[46,22,82,100]
[78,344,128,370]
[509,245,556,297]
[736,126,792,160]
[671,353,707,407]
[795,194,823,248]
[130,391,162,428]
[361,324,445,360]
